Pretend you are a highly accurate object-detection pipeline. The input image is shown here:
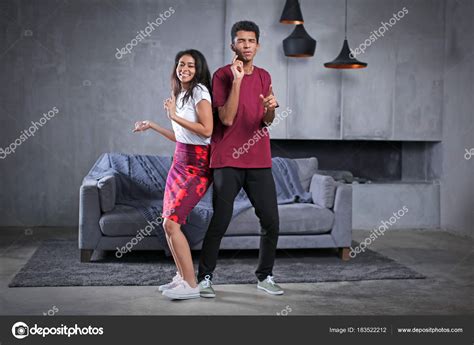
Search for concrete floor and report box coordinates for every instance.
[0,227,472,315]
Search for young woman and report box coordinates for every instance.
[133,49,213,300]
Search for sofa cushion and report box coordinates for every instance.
[97,175,116,213]
[294,157,318,191]
[99,204,152,236]
[310,174,337,208]
[316,169,354,183]
[226,203,334,236]
[100,203,334,237]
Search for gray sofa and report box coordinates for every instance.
[78,157,352,262]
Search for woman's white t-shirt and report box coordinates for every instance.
[172,83,212,145]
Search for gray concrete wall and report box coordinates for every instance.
[0,0,471,232]
[441,0,474,238]
[352,182,440,230]
[0,0,226,226]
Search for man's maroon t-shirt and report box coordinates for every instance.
[210,64,272,169]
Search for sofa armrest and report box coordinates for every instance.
[309,173,337,208]
[78,178,103,250]
[330,183,353,247]
[97,175,116,212]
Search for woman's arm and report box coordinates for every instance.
[133,120,176,142]
[170,100,213,138]
[164,95,213,138]
[150,121,176,142]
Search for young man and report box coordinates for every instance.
[197,20,283,297]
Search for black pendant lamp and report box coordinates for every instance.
[280,0,304,24]
[283,24,316,57]
[324,0,367,69]
[280,1,316,57]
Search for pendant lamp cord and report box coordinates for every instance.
[344,0,348,39]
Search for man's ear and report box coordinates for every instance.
[230,43,236,52]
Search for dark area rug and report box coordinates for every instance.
[9,239,424,287]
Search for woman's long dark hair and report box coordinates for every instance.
[171,49,212,108]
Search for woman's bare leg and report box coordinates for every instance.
[163,218,197,288]
[164,232,183,277]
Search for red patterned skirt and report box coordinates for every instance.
[162,142,212,225]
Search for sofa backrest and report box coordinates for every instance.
[293,157,318,191]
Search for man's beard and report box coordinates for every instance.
[236,50,252,62]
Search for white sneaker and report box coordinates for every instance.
[158,272,182,292]
[162,280,200,300]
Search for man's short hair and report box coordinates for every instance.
[231,20,260,43]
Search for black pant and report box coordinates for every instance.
[198,167,280,282]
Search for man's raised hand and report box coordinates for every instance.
[230,54,244,81]
[259,84,277,112]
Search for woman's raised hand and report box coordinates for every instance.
[133,120,152,132]
[164,93,177,120]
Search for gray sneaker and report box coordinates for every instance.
[198,275,216,298]
[257,275,284,295]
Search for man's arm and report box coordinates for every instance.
[218,79,242,126]
[218,55,244,126]
[260,84,278,126]
[262,108,276,126]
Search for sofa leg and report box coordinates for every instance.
[80,249,93,263]
[338,247,350,261]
